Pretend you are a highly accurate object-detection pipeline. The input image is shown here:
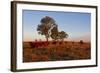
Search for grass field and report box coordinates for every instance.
[23,41,91,62]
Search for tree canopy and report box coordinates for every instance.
[37,16,69,41]
[37,16,57,41]
[51,26,59,41]
[58,31,68,41]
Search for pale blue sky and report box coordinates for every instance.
[22,10,91,42]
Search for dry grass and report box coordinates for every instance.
[23,41,91,62]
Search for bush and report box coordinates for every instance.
[79,40,84,44]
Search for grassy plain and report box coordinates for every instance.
[23,41,91,62]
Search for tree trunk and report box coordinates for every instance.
[61,39,64,44]
[46,37,48,42]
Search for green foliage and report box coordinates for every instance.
[58,31,68,41]
[37,16,57,41]
[51,26,59,41]
[41,16,55,24]
[37,16,69,41]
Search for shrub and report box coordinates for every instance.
[79,40,84,44]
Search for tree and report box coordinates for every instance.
[58,31,68,41]
[51,26,59,41]
[37,16,57,41]
[79,40,84,44]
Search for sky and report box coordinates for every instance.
[22,10,91,42]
